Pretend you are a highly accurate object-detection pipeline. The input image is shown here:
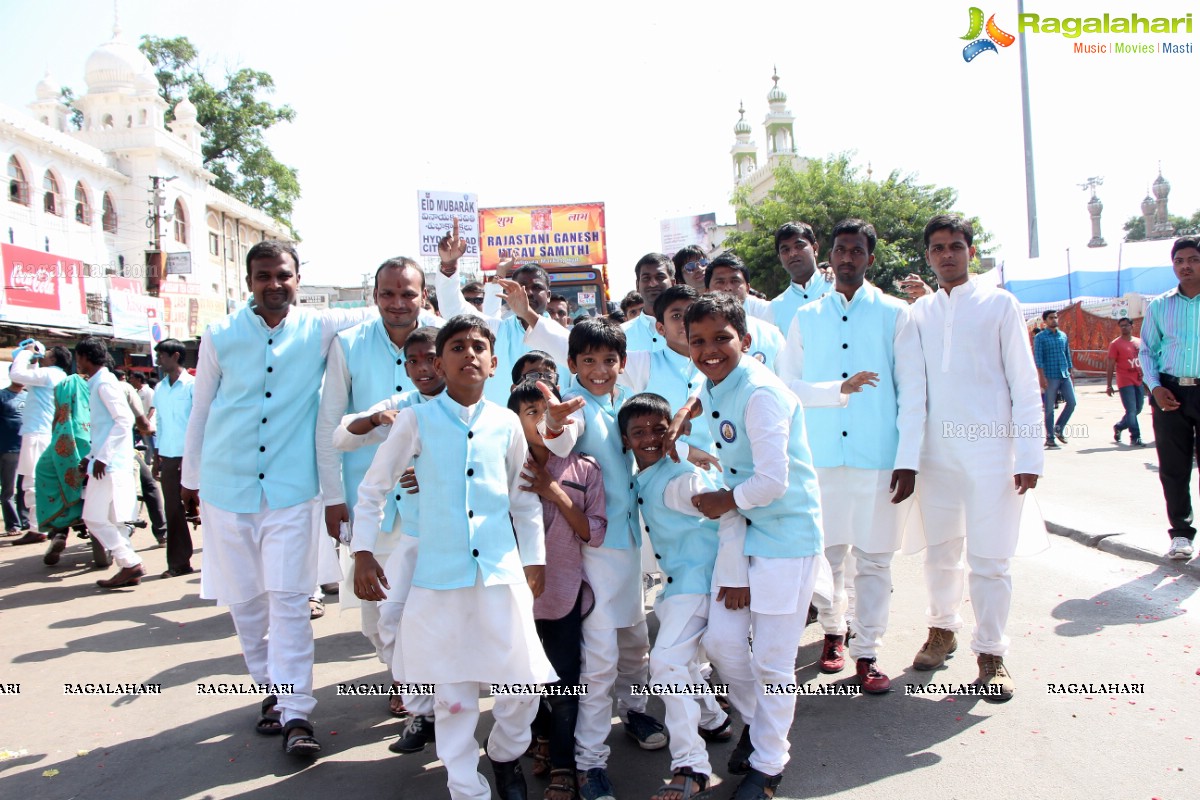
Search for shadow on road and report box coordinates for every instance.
[1050,565,1196,636]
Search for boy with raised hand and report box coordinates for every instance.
[535,317,666,800]
[509,379,607,800]
[352,315,555,800]
[666,293,824,800]
[333,325,442,740]
[620,392,743,800]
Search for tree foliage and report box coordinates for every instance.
[1123,211,1200,241]
[139,35,301,238]
[723,154,990,296]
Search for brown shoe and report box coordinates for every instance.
[975,654,1015,702]
[912,627,957,671]
[12,531,48,545]
[97,564,145,589]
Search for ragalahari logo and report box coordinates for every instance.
[962,7,1016,61]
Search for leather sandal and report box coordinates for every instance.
[282,719,321,757]
[255,694,283,735]
[545,768,576,800]
[529,736,551,778]
[650,767,717,800]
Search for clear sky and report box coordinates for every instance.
[2,0,1195,298]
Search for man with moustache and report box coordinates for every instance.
[768,221,834,335]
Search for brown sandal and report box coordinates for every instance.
[545,768,576,800]
[650,767,716,800]
[529,736,551,778]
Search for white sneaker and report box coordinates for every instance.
[1167,537,1194,560]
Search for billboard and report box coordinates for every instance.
[478,203,606,272]
[660,213,717,258]
[160,282,228,339]
[418,190,479,259]
[108,277,165,342]
[0,243,88,328]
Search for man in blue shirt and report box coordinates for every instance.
[1140,236,1200,561]
[0,380,27,534]
[1034,310,1076,448]
[152,339,195,578]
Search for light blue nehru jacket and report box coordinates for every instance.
[794,285,905,470]
[201,306,326,513]
[411,394,525,590]
[769,279,834,336]
[391,391,428,537]
[703,359,822,558]
[338,319,414,531]
[563,384,639,550]
[649,347,714,453]
[622,312,666,353]
[746,314,784,371]
[485,314,538,406]
[87,369,133,473]
[21,368,64,436]
[635,456,719,600]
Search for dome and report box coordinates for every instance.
[1141,192,1156,215]
[35,70,58,102]
[174,96,198,121]
[84,25,156,94]
[734,102,751,135]
[1152,170,1170,199]
[135,69,160,96]
[767,68,787,105]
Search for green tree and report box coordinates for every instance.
[139,35,301,237]
[1124,211,1200,241]
[724,154,990,296]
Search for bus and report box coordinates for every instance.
[545,264,610,320]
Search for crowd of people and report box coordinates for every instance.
[3,217,1197,800]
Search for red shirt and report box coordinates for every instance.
[1107,336,1143,389]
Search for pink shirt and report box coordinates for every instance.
[534,453,607,621]
[1108,336,1143,389]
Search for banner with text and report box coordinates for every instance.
[418,191,479,259]
[478,203,607,271]
[660,212,717,258]
[107,277,165,343]
[159,283,228,340]
[0,243,88,328]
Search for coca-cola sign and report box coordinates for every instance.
[1,244,88,325]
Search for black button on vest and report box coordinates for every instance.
[666,576,673,583]
[258,473,264,479]
[472,548,479,557]
[842,431,848,437]
[265,391,272,398]
[396,358,403,365]
[730,467,737,474]
[467,432,474,439]
[715,442,722,449]
[396,386,402,391]
[842,343,848,349]
[711,411,719,419]
[259,446,265,452]
[467,468,474,476]
[267,339,273,345]
[468,510,474,518]
[842,373,848,379]
[842,316,848,322]
[261,417,267,424]
[395,494,402,501]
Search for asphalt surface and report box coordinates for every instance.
[0,376,1197,799]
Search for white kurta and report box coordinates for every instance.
[906,281,1047,559]
[352,396,555,685]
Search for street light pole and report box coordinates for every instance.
[1018,0,1039,258]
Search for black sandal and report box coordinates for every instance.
[698,716,733,742]
[282,719,322,757]
[728,725,753,774]
[651,767,716,800]
[255,694,282,735]
[730,768,781,800]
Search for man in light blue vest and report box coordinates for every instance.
[435,221,570,405]
[8,342,69,540]
[768,221,833,335]
[622,253,675,352]
[781,218,925,694]
[180,240,371,757]
[669,293,824,800]
[704,254,785,372]
[317,257,441,677]
[75,337,142,589]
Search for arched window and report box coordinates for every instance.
[74,182,91,225]
[102,114,114,129]
[43,170,62,216]
[101,193,118,234]
[224,221,235,262]
[173,198,188,244]
[7,156,29,205]
[207,212,221,257]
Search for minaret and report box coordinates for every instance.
[1140,188,1156,239]
[1078,176,1105,248]
[169,96,204,159]
[1151,166,1173,238]
[731,102,757,185]
[763,67,796,168]
[29,70,69,132]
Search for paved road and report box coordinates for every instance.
[1,520,1196,799]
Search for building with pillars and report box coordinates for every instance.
[1,21,288,354]
[730,69,805,205]
[1140,168,1175,240]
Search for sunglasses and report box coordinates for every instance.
[523,370,558,385]
[465,295,485,307]
[683,259,709,272]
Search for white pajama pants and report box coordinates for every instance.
[702,559,818,777]
[814,545,895,661]
[651,594,727,774]
[575,619,651,770]
[17,432,49,529]
[436,681,538,800]
[377,596,434,717]
[82,470,141,569]
[923,536,1012,657]
[229,590,316,725]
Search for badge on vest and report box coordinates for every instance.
[752,352,766,363]
[719,420,737,443]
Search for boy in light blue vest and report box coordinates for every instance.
[620,392,746,800]
[536,318,667,800]
[668,293,824,800]
[352,315,555,800]
[333,326,443,748]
